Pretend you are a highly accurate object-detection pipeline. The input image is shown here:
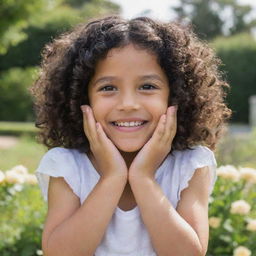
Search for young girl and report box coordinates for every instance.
[31,15,231,256]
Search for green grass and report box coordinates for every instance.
[0,121,36,136]
[0,135,47,172]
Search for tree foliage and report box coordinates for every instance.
[212,33,256,123]
[0,0,120,56]
[0,0,51,54]
[172,0,255,39]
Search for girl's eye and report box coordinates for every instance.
[140,84,157,90]
[99,85,117,91]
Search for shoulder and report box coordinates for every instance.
[38,147,84,171]
[171,145,217,197]
[36,147,84,201]
[172,145,215,162]
[171,145,216,173]
[41,147,81,161]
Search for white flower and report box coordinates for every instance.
[239,167,256,184]
[13,184,24,192]
[11,165,28,175]
[246,219,256,231]
[233,246,251,256]
[0,170,5,183]
[217,165,240,181]
[5,170,25,184]
[36,249,43,255]
[209,217,221,228]
[25,174,38,185]
[230,200,251,215]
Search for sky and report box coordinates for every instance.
[110,0,256,22]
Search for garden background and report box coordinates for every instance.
[0,0,256,255]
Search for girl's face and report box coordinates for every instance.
[88,44,170,152]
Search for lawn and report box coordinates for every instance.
[0,135,46,172]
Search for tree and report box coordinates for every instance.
[0,0,50,54]
[0,0,120,70]
[172,0,255,39]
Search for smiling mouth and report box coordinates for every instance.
[111,121,148,127]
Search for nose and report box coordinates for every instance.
[116,91,140,111]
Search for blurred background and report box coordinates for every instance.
[0,0,256,255]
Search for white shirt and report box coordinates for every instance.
[36,145,217,256]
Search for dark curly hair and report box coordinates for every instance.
[30,15,232,153]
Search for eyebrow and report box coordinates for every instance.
[93,74,165,86]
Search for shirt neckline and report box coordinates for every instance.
[82,152,170,217]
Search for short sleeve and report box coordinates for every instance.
[35,148,80,201]
[178,145,217,200]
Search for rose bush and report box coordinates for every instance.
[208,165,256,255]
[0,165,46,256]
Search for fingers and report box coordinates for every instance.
[152,105,177,143]
[80,105,98,142]
[153,114,166,139]
[165,105,177,135]
[96,122,110,143]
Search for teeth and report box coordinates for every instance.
[114,121,145,127]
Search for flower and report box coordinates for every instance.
[209,217,221,228]
[0,170,5,184]
[25,174,38,185]
[36,249,43,255]
[5,170,26,184]
[230,200,251,215]
[246,219,256,231]
[216,165,240,181]
[11,165,28,175]
[233,246,251,256]
[239,167,256,184]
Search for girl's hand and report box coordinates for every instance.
[129,106,177,181]
[81,105,128,180]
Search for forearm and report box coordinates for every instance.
[45,176,127,256]
[129,176,204,256]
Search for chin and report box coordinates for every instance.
[115,143,144,153]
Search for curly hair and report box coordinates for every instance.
[30,15,232,153]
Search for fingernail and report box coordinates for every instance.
[81,105,90,113]
[80,106,86,112]
[170,105,178,113]
[168,106,176,113]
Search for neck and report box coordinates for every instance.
[119,150,138,169]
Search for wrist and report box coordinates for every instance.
[100,173,128,184]
[128,171,155,184]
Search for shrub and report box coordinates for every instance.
[212,33,256,123]
[0,165,46,256]
[208,165,256,255]
[0,67,38,121]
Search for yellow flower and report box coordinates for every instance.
[217,165,240,181]
[209,217,221,228]
[246,219,256,231]
[230,200,251,215]
[0,170,5,184]
[239,167,256,184]
[233,246,251,256]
